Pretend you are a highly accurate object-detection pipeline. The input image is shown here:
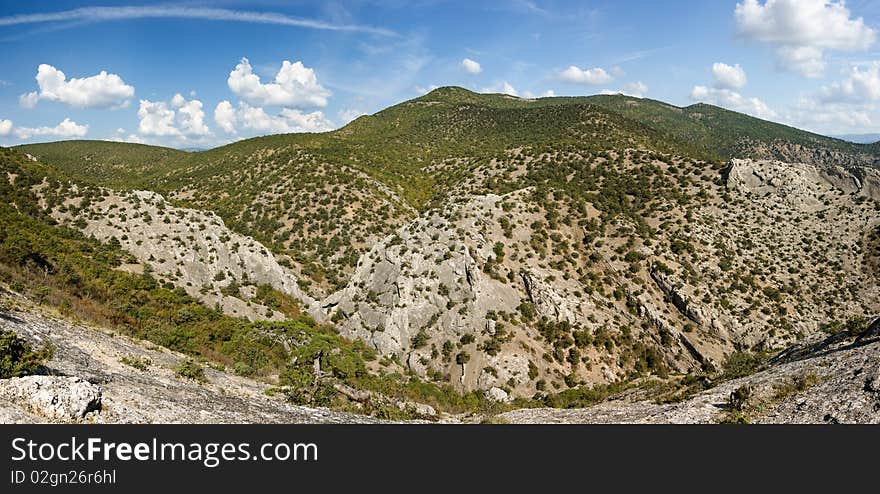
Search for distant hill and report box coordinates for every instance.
[832,133,880,144]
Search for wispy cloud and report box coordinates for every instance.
[0,5,396,36]
[612,47,669,65]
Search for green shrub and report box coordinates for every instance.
[233,361,255,377]
[722,351,764,379]
[175,359,207,382]
[0,330,54,378]
[120,355,151,371]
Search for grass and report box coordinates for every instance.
[119,355,151,371]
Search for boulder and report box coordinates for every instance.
[0,376,101,422]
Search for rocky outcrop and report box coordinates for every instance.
[500,331,880,424]
[737,138,880,170]
[0,298,380,424]
[40,187,323,322]
[322,194,526,390]
[727,158,880,205]
[650,269,707,326]
[0,376,101,423]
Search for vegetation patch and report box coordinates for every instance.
[0,329,54,379]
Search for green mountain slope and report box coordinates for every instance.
[15,87,880,296]
[5,87,880,408]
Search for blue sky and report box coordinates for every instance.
[1,0,879,148]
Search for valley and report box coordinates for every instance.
[4,87,880,423]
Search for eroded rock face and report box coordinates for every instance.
[323,195,530,390]
[322,157,880,397]
[38,187,322,322]
[0,376,101,423]
[727,158,880,205]
[500,330,880,424]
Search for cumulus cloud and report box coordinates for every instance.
[602,81,649,98]
[212,100,334,135]
[227,57,330,108]
[14,118,88,139]
[788,96,873,131]
[213,100,237,134]
[171,93,210,135]
[712,63,748,90]
[786,62,880,134]
[482,81,519,96]
[734,0,876,77]
[138,95,210,138]
[19,64,134,109]
[138,100,181,137]
[690,86,777,120]
[776,46,826,78]
[0,119,12,136]
[461,58,482,74]
[557,66,613,85]
[819,62,880,103]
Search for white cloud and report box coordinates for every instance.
[522,89,556,98]
[212,101,334,135]
[788,96,873,131]
[819,62,880,102]
[20,64,134,109]
[138,100,181,137]
[109,128,144,144]
[138,95,210,137]
[461,58,482,74]
[0,119,12,136]
[690,85,777,120]
[557,66,613,85]
[0,6,395,36]
[227,57,330,108]
[776,46,826,78]
[482,81,519,96]
[786,62,880,134]
[171,93,209,135]
[14,118,88,139]
[19,92,38,108]
[735,0,876,77]
[712,63,748,90]
[602,81,649,98]
[214,100,237,134]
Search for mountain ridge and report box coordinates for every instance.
[4,87,880,418]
